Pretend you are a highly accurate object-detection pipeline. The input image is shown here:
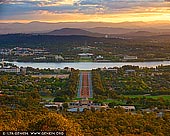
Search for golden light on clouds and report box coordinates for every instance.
[1,0,170,23]
[38,0,76,6]
[2,9,170,23]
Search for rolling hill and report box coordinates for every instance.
[1,21,170,34]
[46,28,105,37]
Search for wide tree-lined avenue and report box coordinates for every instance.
[77,71,93,98]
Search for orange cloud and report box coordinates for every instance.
[1,0,170,23]
[1,8,170,23]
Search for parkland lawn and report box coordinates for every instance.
[123,95,170,100]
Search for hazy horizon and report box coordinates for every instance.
[1,0,170,34]
[1,20,170,24]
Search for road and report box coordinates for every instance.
[77,71,93,98]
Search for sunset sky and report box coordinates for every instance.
[0,0,170,23]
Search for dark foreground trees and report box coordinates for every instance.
[65,109,170,136]
[0,107,83,136]
[68,69,79,99]
[92,70,106,99]
[1,107,170,136]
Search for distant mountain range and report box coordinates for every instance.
[46,28,104,37]
[44,28,170,38]
[1,21,170,35]
[119,31,158,38]
[86,27,136,34]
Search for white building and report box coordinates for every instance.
[0,67,21,73]
[78,53,93,59]
[114,106,136,111]
[55,55,64,61]
[0,59,26,74]
[125,69,136,73]
[96,55,104,59]
[123,56,138,60]
[33,56,46,60]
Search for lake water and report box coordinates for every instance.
[7,61,170,70]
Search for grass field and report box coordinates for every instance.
[74,98,82,100]
[100,95,170,104]
[101,99,126,105]
[78,58,93,62]
[74,98,95,101]
[41,96,55,101]
[123,95,170,100]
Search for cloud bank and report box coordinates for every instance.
[0,0,170,22]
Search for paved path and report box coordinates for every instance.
[77,71,93,98]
